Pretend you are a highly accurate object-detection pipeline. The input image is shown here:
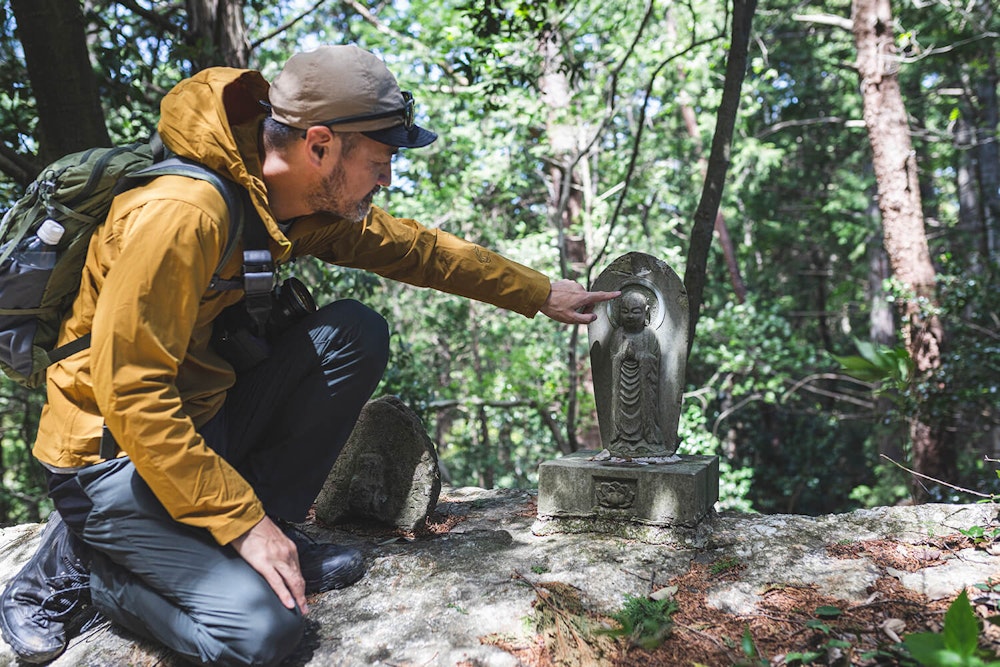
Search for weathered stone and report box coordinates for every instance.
[536,451,719,527]
[1,495,995,667]
[588,252,689,457]
[314,395,441,531]
[888,548,1000,600]
[541,253,714,537]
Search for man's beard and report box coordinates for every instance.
[308,165,380,223]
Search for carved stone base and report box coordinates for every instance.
[535,451,718,528]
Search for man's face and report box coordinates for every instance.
[308,134,397,223]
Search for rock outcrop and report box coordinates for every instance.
[0,491,997,666]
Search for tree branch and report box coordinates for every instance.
[250,0,327,50]
[589,30,726,278]
[426,398,536,410]
[880,454,994,500]
[713,392,764,438]
[792,13,854,31]
[0,142,40,187]
[426,397,572,455]
[756,116,864,139]
[114,0,180,34]
[683,0,757,358]
[780,372,876,409]
[340,0,467,86]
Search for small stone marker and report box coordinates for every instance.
[315,395,441,531]
[536,252,719,532]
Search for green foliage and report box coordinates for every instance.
[831,338,915,398]
[0,383,48,525]
[904,591,1000,667]
[917,272,1000,501]
[785,637,855,666]
[849,465,913,509]
[446,602,469,614]
[738,626,769,666]
[605,593,678,650]
[688,298,875,514]
[973,580,1000,595]
[814,605,843,619]
[1,0,998,524]
[959,525,1000,546]
[710,556,742,575]
[678,401,754,512]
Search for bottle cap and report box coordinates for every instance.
[36,219,65,246]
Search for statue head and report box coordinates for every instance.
[619,290,649,333]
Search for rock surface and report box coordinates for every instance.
[0,491,997,666]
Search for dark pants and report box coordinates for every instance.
[51,299,389,667]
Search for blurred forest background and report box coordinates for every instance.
[0,0,996,525]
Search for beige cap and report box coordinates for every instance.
[268,45,436,148]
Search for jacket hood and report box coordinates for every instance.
[158,67,292,260]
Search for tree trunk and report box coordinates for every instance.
[11,0,110,166]
[681,101,748,305]
[185,0,250,69]
[868,220,905,469]
[973,50,1000,259]
[684,0,757,355]
[851,0,954,494]
[953,104,986,263]
[670,12,748,305]
[538,26,589,452]
[868,230,895,346]
[476,405,494,488]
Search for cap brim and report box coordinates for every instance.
[362,124,437,148]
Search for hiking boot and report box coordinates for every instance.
[277,521,365,594]
[0,512,102,663]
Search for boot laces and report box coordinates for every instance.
[275,518,319,548]
[32,555,92,625]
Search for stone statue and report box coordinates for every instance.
[588,252,689,458]
[610,290,664,449]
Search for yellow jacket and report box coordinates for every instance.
[33,68,551,545]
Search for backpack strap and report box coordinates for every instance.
[47,155,273,363]
[126,156,253,277]
[226,203,274,337]
[133,158,274,336]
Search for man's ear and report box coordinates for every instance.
[302,126,339,167]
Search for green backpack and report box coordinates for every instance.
[0,138,255,388]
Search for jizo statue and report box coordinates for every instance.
[611,290,664,449]
[588,253,689,458]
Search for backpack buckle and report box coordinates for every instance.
[242,249,274,336]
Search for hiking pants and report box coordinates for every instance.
[52,299,389,667]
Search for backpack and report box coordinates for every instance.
[0,137,258,388]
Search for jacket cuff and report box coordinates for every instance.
[211,502,267,546]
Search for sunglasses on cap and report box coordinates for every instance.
[320,91,415,130]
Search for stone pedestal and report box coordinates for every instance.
[536,451,718,527]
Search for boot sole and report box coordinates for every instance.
[0,602,67,664]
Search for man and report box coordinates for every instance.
[0,45,617,666]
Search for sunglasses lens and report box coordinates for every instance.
[402,92,414,129]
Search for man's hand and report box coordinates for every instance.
[230,516,308,614]
[540,279,621,324]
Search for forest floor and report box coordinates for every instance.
[485,554,956,666]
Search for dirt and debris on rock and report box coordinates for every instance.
[1,490,998,666]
